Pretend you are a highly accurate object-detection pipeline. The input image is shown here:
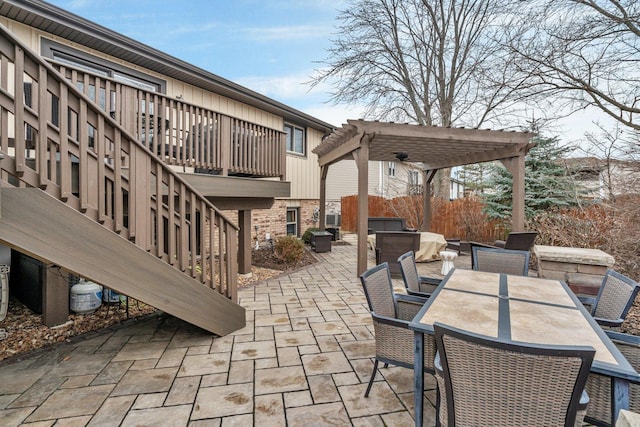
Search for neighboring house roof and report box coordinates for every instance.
[0,0,335,134]
[562,156,640,172]
[562,156,640,199]
[562,157,604,172]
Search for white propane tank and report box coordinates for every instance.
[0,265,9,322]
[70,280,102,314]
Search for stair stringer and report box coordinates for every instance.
[0,187,245,336]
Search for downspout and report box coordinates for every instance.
[380,161,384,198]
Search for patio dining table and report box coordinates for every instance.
[409,268,640,427]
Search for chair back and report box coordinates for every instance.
[359,262,397,318]
[434,322,595,427]
[472,246,530,276]
[375,231,420,274]
[368,217,408,233]
[504,232,538,251]
[592,269,640,322]
[585,330,640,424]
[398,251,420,293]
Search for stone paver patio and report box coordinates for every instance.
[0,236,469,426]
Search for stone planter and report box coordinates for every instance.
[534,245,615,297]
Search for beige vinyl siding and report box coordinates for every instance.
[382,162,421,198]
[326,160,382,202]
[286,127,323,199]
[326,161,424,202]
[4,17,329,202]
[3,19,284,130]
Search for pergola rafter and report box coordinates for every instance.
[313,120,535,276]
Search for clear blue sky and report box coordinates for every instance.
[44,0,608,142]
[45,0,361,127]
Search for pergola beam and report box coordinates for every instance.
[421,145,528,171]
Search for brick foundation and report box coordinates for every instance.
[223,199,320,246]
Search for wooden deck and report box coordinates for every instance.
[0,24,262,335]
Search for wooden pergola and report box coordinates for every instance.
[312,120,535,276]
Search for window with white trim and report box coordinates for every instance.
[409,170,420,185]
[388,161,396,177]
[41,38,165,93]
[286,208,299,236]
[284,123,305,155]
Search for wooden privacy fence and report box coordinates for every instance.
[341,195,507,243]
[341,195,393,232]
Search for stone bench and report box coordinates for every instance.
[534,245,615,297]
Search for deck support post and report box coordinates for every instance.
[238,209,251,275]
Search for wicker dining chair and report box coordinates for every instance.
[585,330,640,426]
[471,246,530,276]
[579,269,640,328]
[493,231,538,251]
[374,231,420,274]
[433,322,595,427]
[359,262,434,397]
[397,251,442,298]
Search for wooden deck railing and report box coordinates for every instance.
[49,63,286,179]
[0,25,239,300]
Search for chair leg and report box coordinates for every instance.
[365,359,379,397]
[435,383,441,427]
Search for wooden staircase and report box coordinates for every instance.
[0,24,245,335]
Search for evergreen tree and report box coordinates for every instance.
[483,136,580,220]
[457,163,491,195]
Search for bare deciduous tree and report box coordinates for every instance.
[508,0,640,132]
[311,0,530,198]
[580,124,640,201]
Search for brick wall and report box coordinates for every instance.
[252,200,288,242]
[299,200,320,233]
[223,199,320,245]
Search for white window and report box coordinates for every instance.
[284,124,305,155]
[286,208,299,236]
[388,161,396,177]
[409,171,420,185]
[42,38,165,93]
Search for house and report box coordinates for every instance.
[563,157,640,200]
[325,158,471,224]
[325,159,425,220]
[0,0,334,335]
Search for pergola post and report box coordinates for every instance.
[319,165,328,231]
[353,136,371,276]
[501,153,526,231]
[422,169,437,231]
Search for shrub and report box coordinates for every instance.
[274,235,305,263]
[527,196,640,279]
[301,227,320,245]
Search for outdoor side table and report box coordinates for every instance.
[439,250,458,275]
[311,231,332,253]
